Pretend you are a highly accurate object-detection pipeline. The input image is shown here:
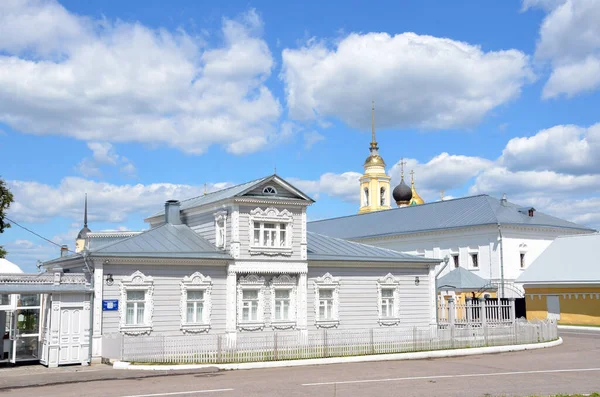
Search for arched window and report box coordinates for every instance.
[363,187,369,206]
[380,187,386,206]
[262,186,277,195]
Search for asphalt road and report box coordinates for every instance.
[2,330,600,397]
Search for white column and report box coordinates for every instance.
[297,272,308,330]
[428,264,437,325]
[230,205,240,259]
[225,266,237,335]
[91,261,103,362]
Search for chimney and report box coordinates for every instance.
[165,200,182,225]
[60,245,69,257]
[501,193,507,206]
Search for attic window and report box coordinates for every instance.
[528,209,534,217]
[263,186,277,195]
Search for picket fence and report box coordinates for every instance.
[438,298,515,327]
[121,320,557,364]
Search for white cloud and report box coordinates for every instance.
[469,167,600,198]
[6,177,232,224]
[287,172,361,203]
[528,0,600,98]
[76,142,137,178]
[0,2,281,154]
[500,123,600,174]
[302,131,325,149]
[281,32,533,130]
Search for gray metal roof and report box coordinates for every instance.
[437,267,496,292]
[92,223,232,260]
[0,273,92,294]
[517,233,600,285]
[307,232,440,263]
[308,195,594,240]
[87,232,142,250]
[147,174,314,220]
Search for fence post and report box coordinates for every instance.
[413,326,417,352]
[508,298,516,324]
[465,297,472,325]
[448,298,456,348]
[324,329,328,358]
[370,328,375,354]
[274,332,278,361]
[217,334,222,363]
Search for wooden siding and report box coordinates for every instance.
[307,266,431,330]
[102,264,228,336]
[245,181,300,199]
[238,205,305,260]
[184,212,217,246]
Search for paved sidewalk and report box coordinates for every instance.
[0,363,218,391]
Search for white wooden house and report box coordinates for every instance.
[42,175,440,363]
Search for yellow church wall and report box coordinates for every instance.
[525,286,600,326]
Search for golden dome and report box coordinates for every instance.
[409,170,425,206]
[364,154,386,167]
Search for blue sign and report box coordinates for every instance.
[102,300,119,311]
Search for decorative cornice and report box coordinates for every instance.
[234,197,311,206]
[229,262,308,274]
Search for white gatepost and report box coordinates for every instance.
[509,297,516,323]
[428,264,437,325]
[297,272,308,343]
[225,266,237,347]
[465,297,472,325]
[91,260,103,363]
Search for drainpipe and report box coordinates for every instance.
[434,255,450,325]
[497,223,505,299]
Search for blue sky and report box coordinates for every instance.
[1,0,600,272]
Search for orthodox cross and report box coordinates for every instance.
[400,158,407,178]
[410,169,415,184]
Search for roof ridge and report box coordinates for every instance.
[309,194,491,224]
[178,174,271,205]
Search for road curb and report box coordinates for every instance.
[114,337,563,371]
[558,325,600,332]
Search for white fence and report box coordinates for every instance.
[438,298,515,327]
[121,320,557,364]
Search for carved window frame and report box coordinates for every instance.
[248,207,293,256]
[214,210,227,249]
[237,274,266,331]
[119,271,154,335]
[180,272,212,334]
[313,273,340,328]
[270,274,297,330]
[377,273,401,326]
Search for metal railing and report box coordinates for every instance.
[121,320,557,364]
[438,298,515,327]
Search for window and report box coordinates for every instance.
[180,272,212,333]
[262,186,277,195]
[520,253,526,268]
[242,290,259,321]
[249,207,293,255]
[237,274,266,330]
[470,253,479,268]
[381,289,394,318]
[126,291,145,325]
[214,211,227,249]
[452,254,459,268]
[186,290,204,323]
[119,271,154,335]
[380,187,386,206]
[364,187,369,206]
[1,294,10,306]
[377,273,400,325]
[270,275,297,328]
[314,273,340,328]
[253,222,287,247]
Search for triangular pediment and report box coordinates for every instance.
[240,176,314,203]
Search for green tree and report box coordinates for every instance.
[0,176,14,258]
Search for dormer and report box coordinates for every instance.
[518,207,536,217]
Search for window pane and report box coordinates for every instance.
[282,300,289,320]
[279,230,286,247]
[319,303,326,319]
[126,303,135,325]
[264,223,275,230]
[275,290,289,299]
[19,294,40,307]
[320,289,333,299]
[136,302,145,324]
[196,302,203,322]
[0,294,9,306]
[382,289,394,298]
[187,290,204,301]
[243,290,258,300]
[127,291,145,301]
[254,229,260,245]
[187,302,195,323]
